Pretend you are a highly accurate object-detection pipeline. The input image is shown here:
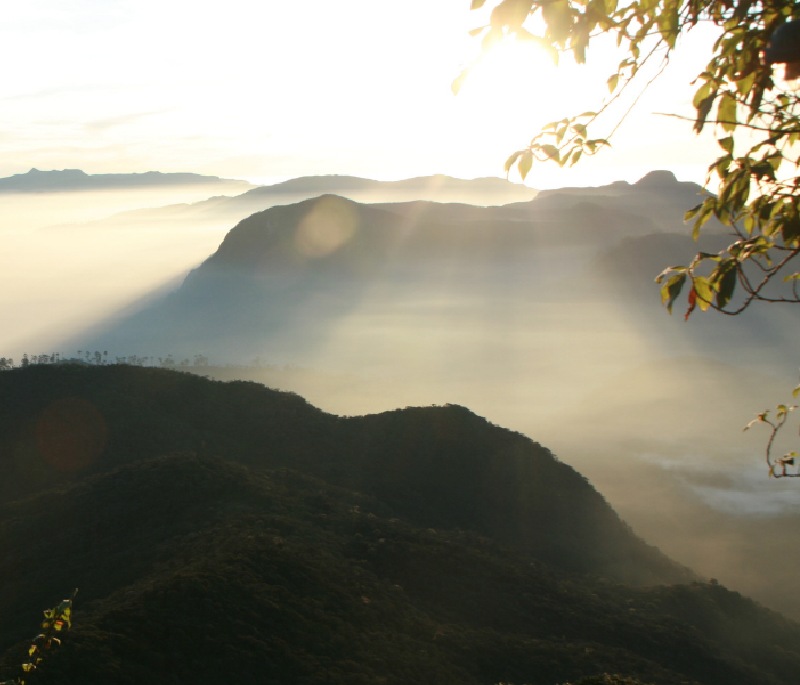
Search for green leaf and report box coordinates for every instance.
[471,0,486,8]
[660,272,686,313]
[572,25,589,63]
[518,149,533,180]
[693,276,714,310]
[717,92,737,132]
[750,160,776,181]
[491,0,535,29]
[735,70,756,96]
[781,216,800,244]
[715,263,737,310]
[691,201,715,239]
[655,265,686,283]
[585,139,609,154]
[694,251,721,262]
[692,81,713,109]
[542,0,572,42]
[694,94,715,133]
[540,144,560,161]
[656,2,679,48]
[717,136,734,154]
[607,73,620,92]
[684,202,705,221]
[504,151,521,174]
[451,69,468,95]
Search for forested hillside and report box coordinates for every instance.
[1,365,799,685]
[0,365,684,584]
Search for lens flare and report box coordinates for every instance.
[295,196,359,259]
[35,397,108,472]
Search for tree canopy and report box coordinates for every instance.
[463,0,800,474]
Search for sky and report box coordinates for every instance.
[0,0,723,188]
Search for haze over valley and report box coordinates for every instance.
[3,168,799,625]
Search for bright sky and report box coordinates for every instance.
[0,0,721,188]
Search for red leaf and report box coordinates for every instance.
[685,287,697,321]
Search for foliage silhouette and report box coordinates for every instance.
[0,591,76,685]
[467,0,800,318]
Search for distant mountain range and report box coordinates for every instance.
[250,173,536,198]
[0,168,253,192]
[72,170,797,368]
[92,172,538,233]
[2,364,799,685]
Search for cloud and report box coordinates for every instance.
[82,110,167,133]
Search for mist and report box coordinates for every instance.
[0,185,250,354]
[4,177,800,620]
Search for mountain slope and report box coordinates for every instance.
[0,364,686,585]
[72,175,717,360]
[71,177,800,377]
[534,170,710,235]
[0,454,791,685]
[2,367,800,684]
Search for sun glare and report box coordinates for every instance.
[451,34,612,170]
[461,38,558,100]
[459,38,557,122]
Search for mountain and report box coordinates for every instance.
[0,168,253,192]
[0,364,686,584]
[246,173,537,201]
[535,170,709,230]
[70,171,799,370]
[2,364,800,685]
[90,173,538,237]
[170,172,535,209]
[69,173,702,356]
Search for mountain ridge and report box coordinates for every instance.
[0,168,252,192]
[0,363,688,585]
[68,174,794,373]
[245,172,535,197]
[2,365,800,685]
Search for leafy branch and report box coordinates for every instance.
[744,387,800,477]
[0,590,78,685]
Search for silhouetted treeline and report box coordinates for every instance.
[0,351,212,370]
